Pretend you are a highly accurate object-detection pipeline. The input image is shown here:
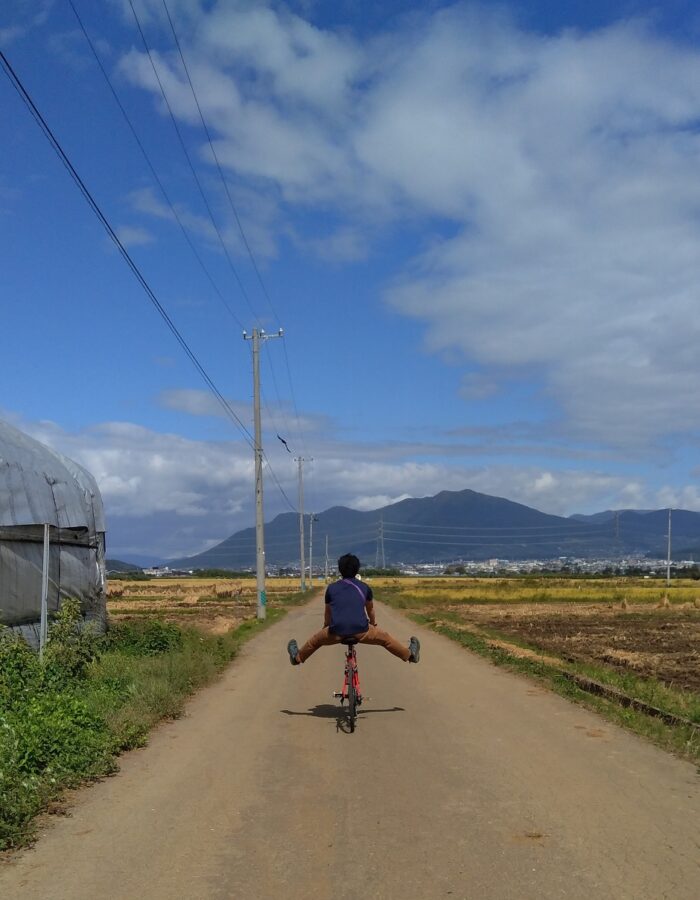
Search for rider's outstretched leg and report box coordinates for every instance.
[356,625,412,661]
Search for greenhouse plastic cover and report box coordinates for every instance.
[0,419,106,632]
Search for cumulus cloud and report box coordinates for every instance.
[8,411,700,559]
[114,3,700,450]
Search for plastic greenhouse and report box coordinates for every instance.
[0,419,106,645]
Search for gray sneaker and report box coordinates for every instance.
[287,639,300,665]
[408,636,420,663]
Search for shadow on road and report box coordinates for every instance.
[280,705,405,718]
[280,704,405,733]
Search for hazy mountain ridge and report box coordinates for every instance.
[167,488,700,569]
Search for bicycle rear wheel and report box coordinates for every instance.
[347,679,356,732]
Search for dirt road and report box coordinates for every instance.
[2,597,698,899]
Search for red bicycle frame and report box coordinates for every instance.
[341,643,361,704]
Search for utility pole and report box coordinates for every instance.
[309,514,318,586]
[324,533,329,582]
[295,456,312,590]
[666,508,672,587]
[380,514,386,569]
[243,327,283,620]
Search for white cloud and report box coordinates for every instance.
[350,493,412,511]
[158,388,330,439]
[7,411,700,559]
[159,388,250,422]
[459,373,500,400]
[114,4,700,450]
[0,25,24,43]
[1,0,55,43]
[115,224,155,247]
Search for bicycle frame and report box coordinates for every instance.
[340,643,361,705]
[333,641,362,730]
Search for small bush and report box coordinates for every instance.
[0,629,41,711]
[7,692,111,776]
[42,598,103,687]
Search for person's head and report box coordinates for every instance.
[338,553,360,578]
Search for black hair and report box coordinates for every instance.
[338,553,360,578]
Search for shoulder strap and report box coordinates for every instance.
[342,578,367,601]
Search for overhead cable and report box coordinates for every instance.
[69,2,299,515]
[126,0,260,324]
[384,535,616,547]
[67,0,245,331]
[382,519,615,532]
[161,0,278,325]
[0,48,255,448]
[159,0,307,456]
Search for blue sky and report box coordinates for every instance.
[2,0,700,561]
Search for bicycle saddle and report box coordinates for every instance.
[340,638,358,646]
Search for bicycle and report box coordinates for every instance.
[333,638,362,732]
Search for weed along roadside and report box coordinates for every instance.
[376,576,700,764]
[0,593,305,852]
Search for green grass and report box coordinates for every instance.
[0,603,292,851]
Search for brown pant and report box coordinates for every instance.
[298,625,411,663]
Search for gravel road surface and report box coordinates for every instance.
[1,596,698,899]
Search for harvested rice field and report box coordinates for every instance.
[107,577,307,633]
[374,577,700,693]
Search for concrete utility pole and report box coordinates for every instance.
[295,457,312,590]
[324,533,329,582]
[243,327,283,620]
[666,508,672,587]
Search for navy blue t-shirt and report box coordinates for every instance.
[325,578,373,636]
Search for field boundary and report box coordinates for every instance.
[426,617,700,733]
[559,671,700,733]
[405,615,699,761]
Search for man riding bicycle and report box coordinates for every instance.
[287,553,420,665]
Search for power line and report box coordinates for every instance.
[281,338,307,456]
[384,534,616,547]
[67,0,245,331]
[158,0,309,464]
[263,341,295,450]
[382,519,614,533]
[126,0,260,324]
[159,0,308,458]
[262,446,297,512]
[176,528,381,559]
[160,0,278,326]
[69,2,297,516]
[383,527,612,539]
[0,47,255,449]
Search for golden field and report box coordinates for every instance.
[371,576,700,693]
[107,576,309,633]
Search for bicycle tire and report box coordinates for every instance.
[347,679,356,732]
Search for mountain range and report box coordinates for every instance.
[166,488,700,569]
